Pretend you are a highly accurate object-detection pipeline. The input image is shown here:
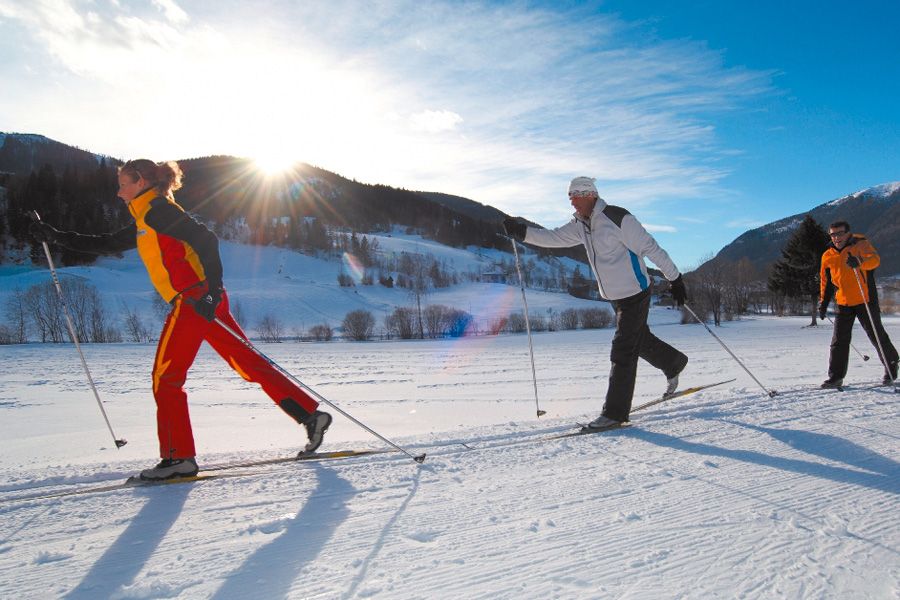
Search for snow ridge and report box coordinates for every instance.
[828,181,900,206]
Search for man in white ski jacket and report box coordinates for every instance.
[503,176,688,430]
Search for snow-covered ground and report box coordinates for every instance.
[1,310,898,599]
[0,232,597,338]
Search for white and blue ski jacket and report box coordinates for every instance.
[524,198,680,301]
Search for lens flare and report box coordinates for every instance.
[427,285,520,374]
[342,252,365,283]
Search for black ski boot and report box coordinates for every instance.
[664,355,689,397]
[140,457,199,481]
[820,378,843,390]
[584,415,626,432]
[303,411,332,453]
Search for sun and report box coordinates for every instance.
[253,152,297,176]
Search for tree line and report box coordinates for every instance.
[681,214,898,326]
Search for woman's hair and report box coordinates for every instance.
[119,159,183,197]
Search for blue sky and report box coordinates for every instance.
[1,1,897,269]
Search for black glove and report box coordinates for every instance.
[846,254,860,269]
[502,218,527,241]
[29,221,59,244]
[670,275,687,307]
[818,302,828,320]
[192,283,222,322]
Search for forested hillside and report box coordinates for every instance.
[0,134,524,266]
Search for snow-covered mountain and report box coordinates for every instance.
[704,182,900,277]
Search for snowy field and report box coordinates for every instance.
[0,234,598,337]
[0,310,898,599]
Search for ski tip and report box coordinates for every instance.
[413,453,427,464]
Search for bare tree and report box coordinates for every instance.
[579,307,613,329]
[257,313,284,342]
[560,308,579,330]
[231,298,247,329]
[529,314,547,332]
[385,307,417,339]
[343,310,375,341]
[151,293,171,325]
[64,279,93,342]
[308,324,333,341]
[687,253,727,326]
[422,304,444,338]
[3,288,28,343]
[722,258,759,319]
[408,258,429,339]
[120,301,150,342]
[24,282,64,342]
[506,312,527,333]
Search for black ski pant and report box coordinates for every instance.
[603,288,688,422]
[828,301,898,380]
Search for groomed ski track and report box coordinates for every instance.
[1,316,897,599]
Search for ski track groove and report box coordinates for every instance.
[2,319,899,598]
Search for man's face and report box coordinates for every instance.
[829,227,850,249]
[569,192,598,219]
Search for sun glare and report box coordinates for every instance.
[254,153,297,176]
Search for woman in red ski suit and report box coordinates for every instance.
[30,159,332,480]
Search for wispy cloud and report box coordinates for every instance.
[409,110,463,134]
[0,0,774,229]
[152,0,188,25]
[644,224,678,233]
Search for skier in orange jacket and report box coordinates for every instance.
[30,159,332,480]
[818,220,898,388]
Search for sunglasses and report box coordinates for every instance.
[828,230,849,238]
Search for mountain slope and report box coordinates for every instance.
[705,183,900,277]
[0,133,109,175]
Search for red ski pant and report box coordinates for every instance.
[152,290,318,459]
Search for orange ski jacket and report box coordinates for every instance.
[52,189,222,302]
[820,234,880,307]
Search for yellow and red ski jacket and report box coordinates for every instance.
[53,189,222,302]
[820,234,880,307]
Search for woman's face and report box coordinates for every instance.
[117,171,147,203]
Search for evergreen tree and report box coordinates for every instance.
[767,215,830,324]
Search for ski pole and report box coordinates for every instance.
[29,211,127,449]
[508,236,546,417]
[824,315,869,361]
[213,317,427,462]
[683,303,778,397]
[849,263,897,391]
